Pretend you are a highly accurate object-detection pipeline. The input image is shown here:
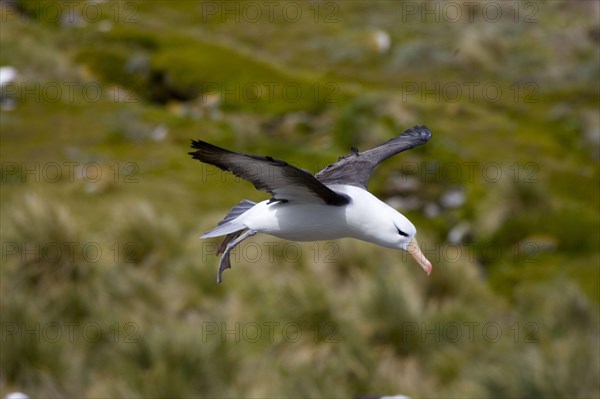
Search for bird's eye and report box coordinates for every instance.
[396,226,409,237]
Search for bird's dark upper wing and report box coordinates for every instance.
[189,140,349,206]
[315,125,432,189]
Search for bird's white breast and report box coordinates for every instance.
[238,185,401,244]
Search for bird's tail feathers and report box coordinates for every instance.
[201,199,256,238]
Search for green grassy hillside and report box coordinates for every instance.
[1,1,599,397]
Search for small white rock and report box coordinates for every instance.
[0,66,17,86]
[371,29,391,54]
[151,124,169,141]
[424,202,441,218]
[5,393,30,399]
[440,187,466,209]
[447,221,472,244]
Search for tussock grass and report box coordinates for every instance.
[1,155,597,396]
[112,200,180,270]
[5,193,86,285]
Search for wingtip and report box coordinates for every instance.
[189,139,232,161]
[405,125,432,142]
[190,139,208,149]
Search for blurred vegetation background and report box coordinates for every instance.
[1,1,599,397]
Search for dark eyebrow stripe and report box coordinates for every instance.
[396,226,409,237]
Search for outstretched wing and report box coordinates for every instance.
[189,140,349,206]
[315,125,432,189]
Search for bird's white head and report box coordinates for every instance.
[339,185,433,275]
[389,212,433,276]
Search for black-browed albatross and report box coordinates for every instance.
[190,125,433,283]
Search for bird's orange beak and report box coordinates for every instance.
[407,238,432,276]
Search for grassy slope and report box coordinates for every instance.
[1,1,599,398]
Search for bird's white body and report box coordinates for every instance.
[237,185,416,249]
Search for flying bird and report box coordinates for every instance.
[190,125,433,283]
